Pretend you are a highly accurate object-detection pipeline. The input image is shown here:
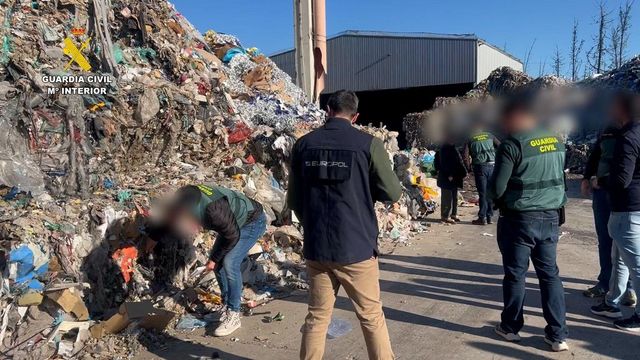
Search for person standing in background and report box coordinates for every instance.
[605,91,640,332]
[435,137,467,224]
[288,90,402,360]
[464,125,500,225]
[581,123,636,304]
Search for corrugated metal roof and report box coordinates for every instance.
[271,30,508,57]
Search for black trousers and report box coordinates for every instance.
[473,164,494,220]
[441,188,458,219]
[497,210,568,341]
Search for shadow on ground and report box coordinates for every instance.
[140,333,252,360]
[283,253,640,360]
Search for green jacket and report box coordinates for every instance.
[467,131,497,165]
[193,184,255,228]
[488,129,567,211]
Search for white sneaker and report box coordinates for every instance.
[494,324,521,342]
[544,337,569,352]
[214,310,241,337]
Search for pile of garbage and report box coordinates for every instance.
[582,55,640,93]
[0,0,435,358]
[402,67,572,148]
[403,58,640,173]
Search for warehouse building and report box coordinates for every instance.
[270,31,523,147]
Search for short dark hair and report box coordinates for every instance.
[327,90,359,116]
[501,90,535,119]
[171,185,202,213]
[612,90,638,120]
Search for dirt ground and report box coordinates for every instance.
[136,180,639,360]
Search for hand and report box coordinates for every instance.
[448,176,453,181]
[206,260,216,271]
[580,179,591,197]
[590,177,601,190]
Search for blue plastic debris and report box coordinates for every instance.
[8,244,49,290]
[103,178,115,189]
[2,186,19,200]
[222,47,246,63]
[176,314,208,330]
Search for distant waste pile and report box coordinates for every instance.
[403,67,568,149]
[403,57,640,173]
[0,1,436,358]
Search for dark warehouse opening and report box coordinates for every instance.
[321,83,474,149]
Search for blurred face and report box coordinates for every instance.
[610,100,630,127]
[171,210,202,238]
[502,108,536,134]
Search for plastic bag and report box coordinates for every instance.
[327,317,352,339]
[228,122,253,144]
[0,103,46,195]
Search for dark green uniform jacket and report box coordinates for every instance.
[192,184,263,263]
[466,131,499,166]
[488,129,567,211]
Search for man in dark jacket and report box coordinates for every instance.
[163,184,266,337]
[605,91,640,332]
[435,139,467,223]
[581,125,635,305]
[288,90,402,360]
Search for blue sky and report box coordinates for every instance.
[172,0,640,77]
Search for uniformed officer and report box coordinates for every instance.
[161,184,266,337]
[488,96,569,352]
[464,125,500,225]
[288,90,402,360]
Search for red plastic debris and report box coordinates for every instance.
[112,246,139,283]
[227,122,252,144]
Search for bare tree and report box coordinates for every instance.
[538,60,547,77]
[608,24,621,68]
[523,38,537,73]
[552,45,564,77]
[569,20,585,81]
[616,0,634,66]
[587,1,609,74]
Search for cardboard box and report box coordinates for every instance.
[46,288,89,321]
[90,301,175,338]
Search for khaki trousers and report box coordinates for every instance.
[300,257,394,360]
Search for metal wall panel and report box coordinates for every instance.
[270,50,297,82]
[324,35,476,92]
[476,42,523,83]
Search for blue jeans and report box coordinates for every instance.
[473,164,494,220]
[215,213,267,312]
[608,211,640,315]
[497,210,568,341]
[592,188,613,291]
[606,241,634,307]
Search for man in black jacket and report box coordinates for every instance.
[605,91,640,332]
[581,126,634,305]
[163,184,266,337]
[435,138,467,223]
[288,90,402,360]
